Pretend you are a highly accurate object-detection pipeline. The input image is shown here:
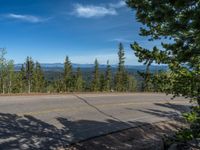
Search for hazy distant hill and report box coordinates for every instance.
[14,63,168,72]
[14,63,168,84]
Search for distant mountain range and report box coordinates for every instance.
[14,63,168,72]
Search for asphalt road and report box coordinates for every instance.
[0,93,190,150]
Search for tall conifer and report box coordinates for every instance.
[91,59,100,92]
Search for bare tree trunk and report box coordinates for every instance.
[2,84,5,94]
[9,80,11,94]
[197,98,200,106]
[197,88,200,106]
[28,80,31,94]
[145,61,151,92]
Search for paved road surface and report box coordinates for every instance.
[0,93,190,149]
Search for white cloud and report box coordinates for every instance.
[73,4,117,18]
[72,1,126,18]
[109,1,126,9]
[5,13,46,23]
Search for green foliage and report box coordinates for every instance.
[115,43,131,92]
[11,72,21,93]
[183,111,198,123]
[25,57,34,93]
[127,0,200,102]
[0,46,139,93]
[6,60,15,93]
[18,65,26,93]
[91,59,100,92]
[176,128,194,142]
[105,61,112,92]
[53,79,64,93]
[150,71,173,92]
[127,75,137,92]
[64,56,73,92]
[0,49,15,94]
[131,43,168,91]
[99,73,106,92]
[33,62,45,92]
[0,49,7,94]
[118,43,125,72]
[175,106,200,142]
[127,0,200,143]
[74,67,84,92]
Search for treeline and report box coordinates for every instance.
[0,43,137,94]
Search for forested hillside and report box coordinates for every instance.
[0,43,167,94]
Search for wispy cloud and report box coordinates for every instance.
[73,4,117,18]
[109,1,126,9]
[4,13,48,23]
[72,1,126,18]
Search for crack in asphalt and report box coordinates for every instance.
[73,95,124,122]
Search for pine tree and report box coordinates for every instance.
[115,43,127,92]
[19,64,26,93]
[105,60,112,92]
[127,75,137,92]
[63,56,73,92]
[0,49,7,94]
[99,73,106,92]
[127,0,200,140]
[118,43,125,73]
[6,60,14,93]
[0,65,6,94]
[132,45,158,91]
[54,79,64,93]
[91,59,100,92]
[127,0,200,101]
[12,72,23,93]
[0,49,15,94]
[33,62,45,92]
[122,71,129,92]
[74,67,84,92]
[25,57,34,93]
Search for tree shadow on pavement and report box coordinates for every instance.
[0,110,186,150]
[67,120,184,150]
[0,113,71,150]
[0,100,191,150]
[126,103,190,120]
[154,103,191,113]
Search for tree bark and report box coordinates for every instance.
[197,88,200,106]
[145,61,151,92]
[197,97,200,106]
[9,80,11,93]
[2,84,5,94]
[28,80,31,94]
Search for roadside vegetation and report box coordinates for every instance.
[0,43,140,94]
[127,0,200,148]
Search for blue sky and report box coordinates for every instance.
[0,0,159,65]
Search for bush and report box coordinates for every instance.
[175,106,200,143]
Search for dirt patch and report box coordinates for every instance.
[64,119,187,150]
